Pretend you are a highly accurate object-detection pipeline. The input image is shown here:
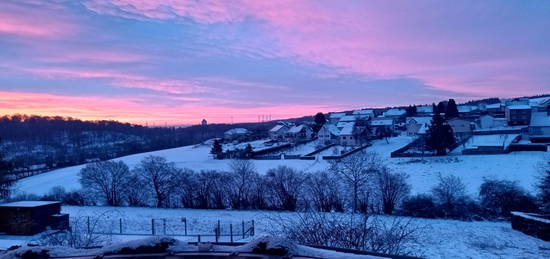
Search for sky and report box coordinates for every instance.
[1,0,549,125]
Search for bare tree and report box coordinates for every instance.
[305,171,344,212]
[126,173,148,207]
[374,167,411,215]
[431,174,466,216]
[174,168,198,208]
[79,160,131,206]
[228,159,259,209]
[329,151,381,213]
[265,166,305,211]
[133,156,178,208]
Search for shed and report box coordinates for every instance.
[0,201,69,235]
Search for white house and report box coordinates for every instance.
[529,112,550,136]
[318,124,340,145]
[477,115,507,129]
[285,124,313,143]
[406,117,432,135]
[383,108,406,118]
[269,122,292,141]
[224,128,249,140]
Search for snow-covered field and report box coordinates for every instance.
[13,135,547,196]
[1,206,548,258]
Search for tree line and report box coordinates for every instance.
[10,151,548,221]
[0,114,276,175]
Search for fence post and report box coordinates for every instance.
[183,217,187,235]
[198,235,201,242]
[251,220,255,236]
[163,218,166,235]
[215,220,220,242]
[152,219,155,235]
[119,218,122,234]
[87,217,90,233]
[242,220,245,239]
[230,224,233,243]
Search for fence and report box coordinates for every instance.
[76,217,255,243]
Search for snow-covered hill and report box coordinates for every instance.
[13,135,547,196]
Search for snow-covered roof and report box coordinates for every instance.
[458,105,478,113]
[329,112,346,119]
[322,124,341,136]
[486,103,502,109]
[371,119,393,126]
[407,117,432,125]
[0,201,60,207]
[224,128,249,135]
[530,112,550,127]
[338,115,357,122]
[269,124,286,132]
[287,124,309,134]
[507,105,531,110]
[338,121,356,135]
[383,108,406,116]
[416,105,433,113]
[352,109,374,115]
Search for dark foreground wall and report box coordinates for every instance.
[511,211,550,241]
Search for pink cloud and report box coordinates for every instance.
[83,0,550,98]
[22,67,202,95]
[0,2,75,38]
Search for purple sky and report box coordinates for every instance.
[1,0,549,124]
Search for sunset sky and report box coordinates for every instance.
[1,0,549,125]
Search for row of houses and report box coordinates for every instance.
[269,122,314,143]
[405,98,550,138]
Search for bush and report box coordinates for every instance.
[479,178,538,218]
[401,194,437,218]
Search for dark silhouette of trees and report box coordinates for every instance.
[406,105,417,117]
[210,139,223,159]
[445,99,459,119]
[313,112,327,132]
[426,114,456,156]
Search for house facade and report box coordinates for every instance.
[505,105,532,125]
[318,124,340,145]
[529,112,550,136]
[448,118,473,137]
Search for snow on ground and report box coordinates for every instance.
[2,206,548,259]
[463,134,519,149]
[14,135,547,197]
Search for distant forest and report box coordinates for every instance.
[0,114,311,174]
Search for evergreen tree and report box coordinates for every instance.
[538,164,550,214]
[210,139,223,159]
[0,143,12,199]
[432,103,438,114]
[243,144,254,159]
[406,105,417,116]
[445,99,459,119]
[426,114,456,156]
[313,112,327,132]
[437,101,447,115]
